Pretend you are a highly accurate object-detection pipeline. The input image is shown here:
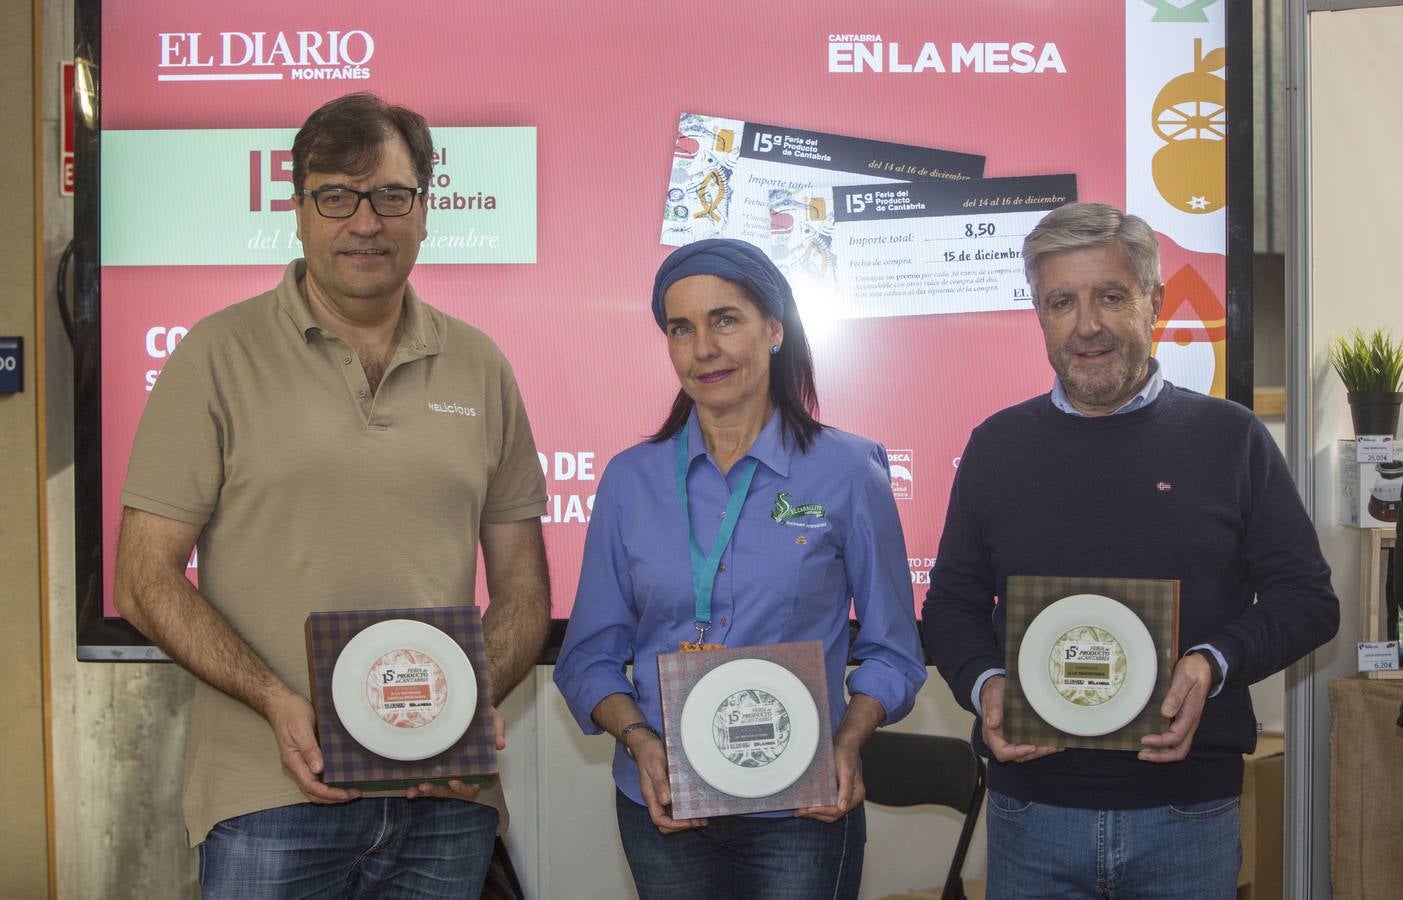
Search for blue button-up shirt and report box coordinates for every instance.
[554,409,927,808]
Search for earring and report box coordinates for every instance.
[770,344,781,355]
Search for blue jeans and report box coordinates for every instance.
[199,798,498,899]
[615,791,865,900]
[985,789,1241,900]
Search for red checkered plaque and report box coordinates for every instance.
[305,606,497,791]
[658,640,837,819]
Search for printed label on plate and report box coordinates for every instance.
[366,648,447,728]
[1048,628,1126,706]
[712,689,791,767]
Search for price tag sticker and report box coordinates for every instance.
[1357,641,1400,672]
[1355,436,1395,465]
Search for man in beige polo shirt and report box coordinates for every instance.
[113,92,550,898]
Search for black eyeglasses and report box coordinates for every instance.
[300,186,424,219]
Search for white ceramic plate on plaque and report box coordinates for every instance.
[331,619,476,761]
[678,657,821,798]
[1017,594,1157,736]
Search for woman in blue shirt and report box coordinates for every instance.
[554,238,926,899]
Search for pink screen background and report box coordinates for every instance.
[96,2,1216,620]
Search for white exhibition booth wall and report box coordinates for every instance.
[1301,6,1403,898]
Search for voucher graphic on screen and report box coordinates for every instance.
[661,113,985,249]
[767,174,1077,319]
[80,1,1236,640]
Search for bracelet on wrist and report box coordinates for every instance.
[618,721,660,754]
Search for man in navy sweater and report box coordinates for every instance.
[923,202,1338,899]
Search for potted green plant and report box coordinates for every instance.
[1329,328,1403,436]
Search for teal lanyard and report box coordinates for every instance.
[675,428,759,642]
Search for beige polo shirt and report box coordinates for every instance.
[121,260,547,846]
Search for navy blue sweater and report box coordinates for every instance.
[923,385,1338,809]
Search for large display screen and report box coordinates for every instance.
[74,1,1252,658]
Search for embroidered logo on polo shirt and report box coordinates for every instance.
[427,401,477,417]
[771,490,826,525]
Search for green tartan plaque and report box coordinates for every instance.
[1003,575,1180,751]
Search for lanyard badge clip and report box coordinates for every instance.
[679,622,724,653]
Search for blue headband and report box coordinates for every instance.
[651,238,794,331]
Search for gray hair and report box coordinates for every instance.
[1022,202,1161,301]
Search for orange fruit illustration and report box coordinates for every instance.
[1150,39,1226,214]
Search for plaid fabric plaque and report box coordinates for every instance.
[658,640,837,819]
[305,606,497,790]
[1003,576,1180,751]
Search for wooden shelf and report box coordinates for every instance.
[1253,386,1286,418]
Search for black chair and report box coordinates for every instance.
[861,731,987,900]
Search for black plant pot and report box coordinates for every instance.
[1348,391,1403,437]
